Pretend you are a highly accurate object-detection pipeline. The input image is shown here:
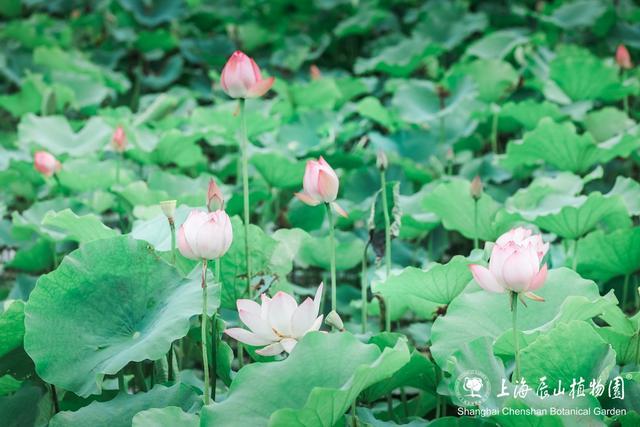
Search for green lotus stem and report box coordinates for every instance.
[50,384,60,414]
[635,328,640,366]
[325,203,337,314]
[211,258,221,401]
[511,292,521,382]
[351,401,358,427]
[473,199,479,250]
[490,110,499,154]
[154,357,169,384]
[380,170,391,278]
[434,366,442,418]
[201,259,210,405]
[135,363,147,392]
[239,99,252,299]
[118,372,125,392]
[167,345,174,382]
[571,239,578,270]
[635,276,639,313]
[361,245,368,334]
[115,154,121,185]
[169,218,176,265]
[623,273,630,311]
[400,387,408,417]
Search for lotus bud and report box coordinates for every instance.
[111,126,127,153]
[34,151,61,177]
[310,64,321,80]
[376,150,388,171]
[325,310,344,331]
[616,44,633,70]
[469,227,549,296]
[159,200,177,220]
[177,209,233,260]
[220,50,275,99]
[470,176,483,200]
[294,156,348,218]
[207,179,224,212]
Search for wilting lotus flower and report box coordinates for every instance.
[177,209,233,260]
[295,157,347,217]
[616,44,633,69]
[220,51,275,99]
[34,151,61,177]
[469,227,549,296]
[111,126,127,152]
[225,284,324,356]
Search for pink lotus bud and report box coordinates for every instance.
[295,157,348,217]
[310,64,322,80]
[616,44,633,69]
[225,283,324,356]
[220,51,275,99]
[207,179,224,212]
[177,209,233,260]
[34,151,61,177]
[111,126,127,153]
[470,175,483,200]
[469,227,549,294]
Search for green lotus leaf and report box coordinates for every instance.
[200,332,410,427]
[0,383,49,427]
[151,128,205,168]
[373,256,472,320]
[334,8,397,38]
[520,321,616,388]
[41,209,118,244]
[541,0,607,29]
[452,59,519,103]
[0,73,73,117]
[412,0,487,50]
[504,118,640,174]
[354,36,440,77]
[356,96,395,130]
[465,28,529,60]
[0,375,22,396]
[577,228,640,282]
[298,230,366,271]
[17,114,112,157]
[532,192,631,239]
[118,0,183,27]
[550,48,625,102]
[24,236,219,397]
[141,56,184,90]
[584,107,635,142]
[0,300,25,359]
[505,172,587,218]
[422,178,519,241]
[131,205,193,252]
[606,176,640,216]
[132,406,199,427]
[50,384,199,427]
[499,99,566,131]
[251,152,305,190]
[431,268,600,367]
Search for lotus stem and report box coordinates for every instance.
[239,99,252,299]
[623,273,630,311]
[50,384,60,414]
[511,292,521,382]
[361,244,369,334]
[118,372,125,392]
[135,363,147,392]
[491,110,499,154]
[115,153,121,185]
[168,218,176,265]
[201,259,210,405]
[167,344,174,382]
[326,203,337,315]
[211,258,221,401]
[473,199,479,250]
[380,170,391,278]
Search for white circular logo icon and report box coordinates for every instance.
[454,370,491,406]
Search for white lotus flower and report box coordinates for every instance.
[225,284,324,356]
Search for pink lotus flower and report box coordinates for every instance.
[616,44,633,69]
[111,126,127,152]
[34,151,61,177]
[207,179,224,212]
[177,209,233,260]
[469,227,549,295]
[220,51,275,99]
[225,284,324,356]
[295,157,347,217]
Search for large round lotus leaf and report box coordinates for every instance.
[201,332,410,427]
[24,236,219,397]
[50,384,199,427]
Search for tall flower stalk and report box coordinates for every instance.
[377,151,391,277]
[295,157,347,317]
[219,50,275,299]
[178,209,233,404]
[469,227,549,382]
[470,176,483,250]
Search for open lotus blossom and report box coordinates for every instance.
[220,50,275,99]
[34,151,61,177]
[469,227,549,297]
[616,44,633,69]
[295,157,347,217]
[177,209,233,260]
[111,126,127,152]
[225,284,324,356]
